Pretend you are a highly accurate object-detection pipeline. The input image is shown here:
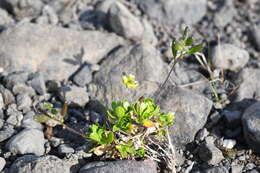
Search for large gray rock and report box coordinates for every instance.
[9,155,70,173]
[0,22,124,81]
[242,102,260,153]
[79,160,157,173]
[135,0,207,25]
[157,85,213,148]
[214,0,236,28]
[108,1,144,40]
[211,44,249,71]
[6,129,45,156]
[92,43,168,105]
[235,68,260,101]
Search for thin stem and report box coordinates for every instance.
[160,60,178,91]
[63,124,87,139]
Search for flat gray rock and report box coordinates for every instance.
[211,44,249,71]
[157,85,213,148]
[135,0,207,25]
[79,160,157,173]
[6,129,45,156]
[0,22,124,81]
[9,155,70,173]
[242,101,260,153]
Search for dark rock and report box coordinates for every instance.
[223,110,242,127]
[242,102,260,153]
[6,128,45,156]
[0,22,124,81]
[79,160,157,173]
[72,65,92,87]
[135,0,207,25]
[9,155,70,173]
[27,72,46,95]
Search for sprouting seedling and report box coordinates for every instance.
[160,27,203,91]
[122,72,138,88]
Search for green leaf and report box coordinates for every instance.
[158,112,174,127]
[185,37,193,46]
[101,131,114,144]
[43,102,53,111]
[34,115,52,123]
[136,147,145,157]
[115,106,125,118]
[174,41,184,51]
[187,44,203,54]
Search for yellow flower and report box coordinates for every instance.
[122,73,138,88]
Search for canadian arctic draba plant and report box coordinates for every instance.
[86,73,174,159]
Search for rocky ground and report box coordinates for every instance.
[0,0,259,172]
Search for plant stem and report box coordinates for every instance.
[63,124,87,139]
[160,60,178,91]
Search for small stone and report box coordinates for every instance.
[231,165,243,173]
[27,72,46,95]
[222,139,236,149]
[12,83,36,96]
[79,159,157,173]
[58,144,75,154]
[9,155,70,173]
[251,24,260,50]
[0,8,14,26]
[108,1,144,40]
[16,94,32,112]
[3,71,29,90]
[22,111,43,130]
[0,125,15,142]
[90,64,100,72]
[205,166,229,173]
[245,163,255,170]
[199,137,224,165]
[211,44,249,71]
[72,65,92,87]
[196,128,209,141]
[6,104,23,127]
[0,85,15,106]
[36,5,58,25]
[141,18,157,46]
[58,85,89,107]
[89,111,104,125]
[50,137,62,147]
[0,157,6,172]
[6,129,45,156]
